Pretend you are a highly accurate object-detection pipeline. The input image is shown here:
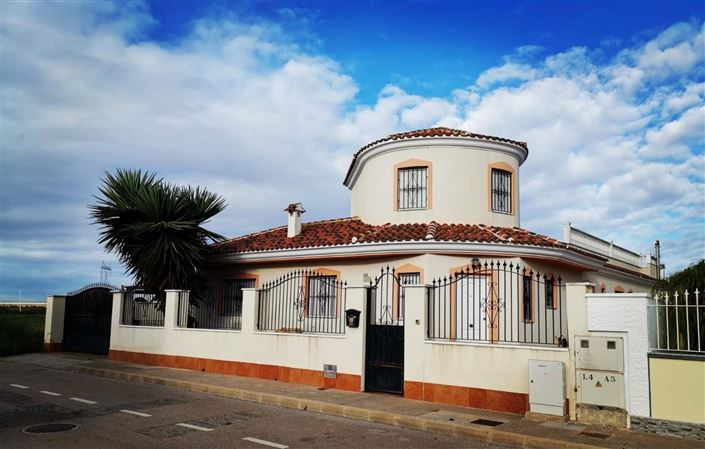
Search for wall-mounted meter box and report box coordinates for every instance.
[529,360,565,416]
[575,336,624,372]
[576,369,626,408]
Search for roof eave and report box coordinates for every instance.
[343,136,530,189]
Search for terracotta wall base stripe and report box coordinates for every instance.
[404,380,529,414]
[43,342,63,352]
[108,350,361,392]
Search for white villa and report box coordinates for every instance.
[51,127,668,420]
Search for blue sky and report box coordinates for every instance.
[1,1,704,300]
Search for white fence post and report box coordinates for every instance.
[43,295,66,351]
[241,288,258,335]
[164,290,182,329]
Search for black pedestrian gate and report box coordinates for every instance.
[63,284,114,355]
[365,267,404,395]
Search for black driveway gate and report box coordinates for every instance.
[365,267,404,394]
[63,284,114,355]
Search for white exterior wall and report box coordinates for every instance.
[349,142,521,227]
[586,293,650,418]
[110,288,367,381]
[404,286,570,396]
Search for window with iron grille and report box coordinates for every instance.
[222,279,255,316]
[545,277,555,309]
[522,275,533,321]
[308,275,337,317]
[398,167,428,210]
[491,168,512,213]
[398,272,420,319]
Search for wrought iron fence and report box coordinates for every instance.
[427,261,567,346]
[649,289,703,353]
[257,270,347,334]
[120,288,165,327]
[176,279,255,330]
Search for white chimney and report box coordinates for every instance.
[285,203,306,238]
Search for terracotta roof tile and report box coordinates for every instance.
[344,127,528,185]
[212,217,568,254]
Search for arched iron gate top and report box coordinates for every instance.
[368,265,404,288]
[66,282,118,296]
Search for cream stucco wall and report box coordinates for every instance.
[649,355,705,424]
[349,140,522,226]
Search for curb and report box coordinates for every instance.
[65,365,606,449]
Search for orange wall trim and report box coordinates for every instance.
[404,381,529,414]
[43,342,63,352]
[108,350,361,392]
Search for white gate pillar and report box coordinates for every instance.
[43,295,66,351]
[565,282,595,420]
[403,285,426,399]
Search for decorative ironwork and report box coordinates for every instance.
[398,167,428,210]
[365,266,405,395]
[427,261,567,346]
[177,279,255,330]
[121,287,165,327]
[257,270,347,334]
[649,289,703,353]
[491,169,512,213]
[63,285,113,355]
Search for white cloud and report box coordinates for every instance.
[641,106,705,159]
[0,2,703,300]
[476,63,538,88]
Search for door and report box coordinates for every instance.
[63,286,113,355]
[365,268,404,394]
[455,276,487,341]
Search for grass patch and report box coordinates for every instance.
[0,307,46,357]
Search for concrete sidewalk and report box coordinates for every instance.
[2,353,701,449]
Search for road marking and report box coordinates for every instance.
[9,384,29,389]
[120,409,151,417]
[69,397,97,404]
[242,437,289,449]
[40,391,62,396]
[176,423,213,432]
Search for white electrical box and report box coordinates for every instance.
[576,369,626,408]
[575,335,626,409]
[575,336,624,372]
[528,360,565,416]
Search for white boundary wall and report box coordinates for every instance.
[404,286,570,395]
[586,293,650,418]
[110,288,367,382]
[110,286,574,411]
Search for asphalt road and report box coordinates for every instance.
[0,361,513,449]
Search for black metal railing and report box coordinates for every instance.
[427,261,567,346]
[176,279,255,331]
[257,270,347,334]
[121,288,165,327]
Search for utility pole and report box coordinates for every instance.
[655,240,661,280]
[19,289,22,313]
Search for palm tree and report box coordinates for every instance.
[89,169,226,292]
